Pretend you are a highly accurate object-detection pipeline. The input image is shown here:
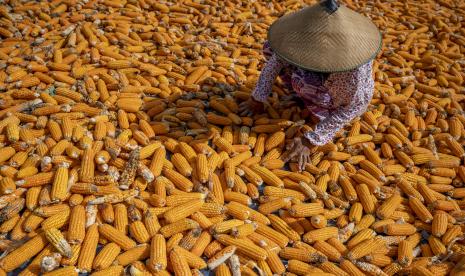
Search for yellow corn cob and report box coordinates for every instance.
[170,246,192,276]
[42,266,78,276]
[148,234,167,272]
[114,244,150,267]
[160,218,199,238]
[175,245,207,269]
[268,214,301,242]
[129,220,150,243]
[356,184,375,214]
[428,236,447,255]
[347,228,376,249]
[163,168,194,192]
[347,236,386,260]
[92,242,121,270]
[349,202,363,223]
[0,177,15,195]
[409,196,433,223]
[197,154,209,183]
[319,261,349,276]
[170,153,193,177]
[287,259,325,275]
[384,223,416,236]
[432,211,448,238]
[264,131,285,152]
[344,134,373,146]
[250,164,283,187]
[215,234,267,261]
[76,224,99,273]
[90,265,124,276]
[41,208,70,230]
[339,259,365,276]
[288,203,324,217]
[314,240,342,262]
[258,197,290,215]
[0,232,48,272]
[303,227,338,243]
[396,176,424,202]
[166,193,206,206]
[98,223,136,250]
[377,193,401,219]
[44,228,73,258]
[215,263,232,276]
[190,230,212,256]
[164,199,204,223]
[398,240,413,266]
[50,164,68,202]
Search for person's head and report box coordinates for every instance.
[267,0,381,73]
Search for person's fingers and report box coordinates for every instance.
[239,106,249,116]
[300,154,306,172]
[281,148,292,162]
[298,153,304,172]
[285,141,294,151]
[286,139,297,150]
[294,137,302,146]
[282,148,297,163]
[288,151,299,163]
[302,154,309,171]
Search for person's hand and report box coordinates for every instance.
[279,94,298,109]
[238,97,264,117]
[281,137,314,172]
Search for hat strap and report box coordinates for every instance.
[323,0,339,13]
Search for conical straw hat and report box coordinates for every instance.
[268,0,382,73]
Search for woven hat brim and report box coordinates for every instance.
[268,4,382,73]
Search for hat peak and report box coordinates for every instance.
[323,0,339,13]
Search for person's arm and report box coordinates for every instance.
[251,53,285,102]
[304,62,374,146]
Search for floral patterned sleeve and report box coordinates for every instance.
[251,53,285,102]
[304,62,374,146]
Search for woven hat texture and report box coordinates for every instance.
[268,0,382,73]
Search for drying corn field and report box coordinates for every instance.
[0,0,464,275]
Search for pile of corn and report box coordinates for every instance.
[0,0,464,275]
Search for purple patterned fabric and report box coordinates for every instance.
[252,41,375,146]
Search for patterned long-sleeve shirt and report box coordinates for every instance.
[252,41,375,146]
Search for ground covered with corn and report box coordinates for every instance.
[0,0,464,275]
